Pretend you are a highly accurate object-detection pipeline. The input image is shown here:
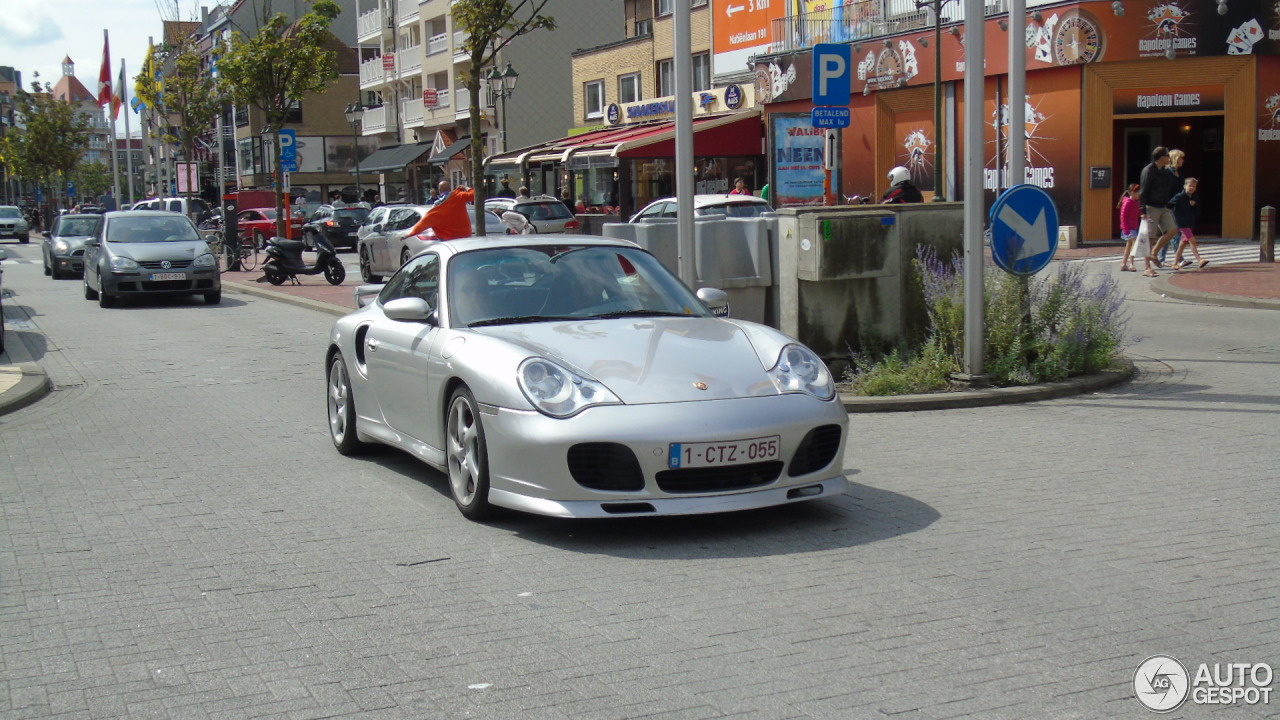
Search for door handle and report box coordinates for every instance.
[366,339,379,352]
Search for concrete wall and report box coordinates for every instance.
[777,203,964,366]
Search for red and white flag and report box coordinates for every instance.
[97,30,112,108]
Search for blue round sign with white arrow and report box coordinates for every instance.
[989,184,1059,276]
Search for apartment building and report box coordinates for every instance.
[354,0,624,201]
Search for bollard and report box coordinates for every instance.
[1261,206,1276,263]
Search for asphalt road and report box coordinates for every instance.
[2,241,1278,719]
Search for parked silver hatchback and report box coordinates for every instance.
[83,211,222,307]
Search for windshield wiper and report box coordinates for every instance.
[467,314,580,327]
[592,309,689,319]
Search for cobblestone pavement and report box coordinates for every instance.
[1,248,1278,719]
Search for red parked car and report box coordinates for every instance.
[237,207,305,247]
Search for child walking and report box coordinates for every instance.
[1118,184,1141,272]
[1169,177,1207,270]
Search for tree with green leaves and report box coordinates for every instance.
[0,82,91,214]
[216,0,341,236]
[70,161,113,202]
[452,0,554,235]
[162,35,226,200]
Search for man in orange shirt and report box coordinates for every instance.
[408,180,475,239]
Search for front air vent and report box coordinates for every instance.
[568,443,645,491]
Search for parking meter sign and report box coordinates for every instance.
[812,44,852,107]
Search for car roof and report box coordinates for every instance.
[104,210,196,219]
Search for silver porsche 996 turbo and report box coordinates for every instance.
[325,236,848,521]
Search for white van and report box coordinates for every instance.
[134,197,213,224]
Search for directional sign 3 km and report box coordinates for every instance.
[989,184,1059,276]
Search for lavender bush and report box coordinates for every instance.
[848,245,1129,395]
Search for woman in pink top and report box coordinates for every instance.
[1118,184,1141,272]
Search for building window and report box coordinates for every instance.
[619,73,641,104]
[656,59,673,98]
[693,53,711,92]
[584,80,604,119]
[656,0,672,16]
[634,17,653,36]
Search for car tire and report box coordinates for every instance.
[327,352,368,456]
[446,386,495,521]
[97,276,115,308]
[83,273,98,300]
[43,254,52,277]
[19,235,29,244]
[205,289,222,304]
[359,247,381,283]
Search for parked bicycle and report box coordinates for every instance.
[202,228,258,273]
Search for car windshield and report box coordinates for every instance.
[58,217,102,236]
[697,201,773,218]
[0,208,20,218]
[106,216,201,243]
[448,245,708,327]
[516,201,573,221]
[334,208,370,221]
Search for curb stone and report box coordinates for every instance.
[1150,274,1280,311]
[0,328,51,417]
[840,361,1136,412]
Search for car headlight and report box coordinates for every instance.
[110,256,139,272]
[193,253,216,268]
[767,344,835,400]
[518,357,621,418]
[16,220,29,231]
[53,240,69,253]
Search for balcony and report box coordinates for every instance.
[427,32,449,56]
[402,97,424,128]
[362,104,389,134]
[361,57,387,87]
[767,0,1012,54]
[396,0,419,24]
[423,87,451,112]
[452,30,470,63]
[455,88,475,120]
[399,44,423,77]
[357,7,388,42]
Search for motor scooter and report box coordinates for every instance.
[259,232,346,286]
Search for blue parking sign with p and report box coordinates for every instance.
[813,44,852,107]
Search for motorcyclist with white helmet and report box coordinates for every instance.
[880,166,924,204]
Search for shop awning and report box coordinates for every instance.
[356,143,433,174]
[428,136,472,165]
[483,110,763,171]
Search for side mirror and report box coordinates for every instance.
[696,287,730,318]
[383,297,434,322]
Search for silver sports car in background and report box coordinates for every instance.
[326,236,848,520]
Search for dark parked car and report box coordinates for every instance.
[43,213,104,278]
[303,204,371,251]
[83,211,222,307]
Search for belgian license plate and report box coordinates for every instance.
[150,272,187,281]
[668,435,780,469]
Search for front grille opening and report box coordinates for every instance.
[601,502,656,514]
[787,425,842,477]
[656,461,783,494]
[568,443,645,491]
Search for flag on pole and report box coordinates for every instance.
[97,30,112,108]
[111,61,126,119]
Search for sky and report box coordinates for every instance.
[1,0,204,126]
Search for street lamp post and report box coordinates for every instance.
[484,62,519,154]
[344,103,365,201]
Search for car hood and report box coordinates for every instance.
[476,317,782,404]
[53,235,94,248]
[108,241,210,261]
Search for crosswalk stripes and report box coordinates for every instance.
[1062,242,1261,268]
